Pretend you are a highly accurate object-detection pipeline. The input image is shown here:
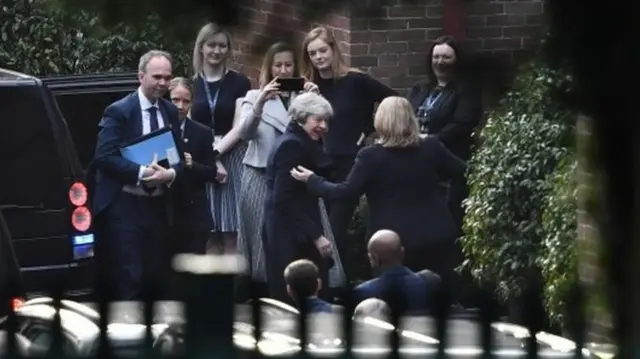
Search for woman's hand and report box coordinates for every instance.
[290,165,315,182]
[215,160,228,184]
[256,77,280,106]
[303,79,319,93]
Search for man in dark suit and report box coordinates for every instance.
[354,230,435,313]
[92,50,183,300]
[169,77,218,255]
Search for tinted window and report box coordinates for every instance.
[55,91,131,168]
[0,84,67,207]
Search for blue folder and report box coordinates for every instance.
[120,127,181,168]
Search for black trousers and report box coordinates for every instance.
[326,154,359,282]
[96,192,170,301]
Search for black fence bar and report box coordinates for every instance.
[0,265,601,359]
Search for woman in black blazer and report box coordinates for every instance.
[290,96,465,290]
[263,92,346,304]
[407,35,483,234]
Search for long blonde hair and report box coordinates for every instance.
[192,23,233,75]
[374,97,421,148]
[301,27,360,82]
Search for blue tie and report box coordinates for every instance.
[148,106,159,132]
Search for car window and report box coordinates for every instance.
[54,91,132,168]
[0,84,67,207]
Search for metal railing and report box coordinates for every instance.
[0,253,594,359]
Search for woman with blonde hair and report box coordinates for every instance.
[291,96,465,294]
[301,26,396,276]
[189,23,251,254]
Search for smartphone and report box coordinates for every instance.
[277,77,305,92]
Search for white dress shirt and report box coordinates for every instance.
[122,88,174,196]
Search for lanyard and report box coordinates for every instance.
[424,90,442,110]
[201,72,225,134]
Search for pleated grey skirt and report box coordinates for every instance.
[236,164,346,288]
[237,165,268,282]
[207,141,247,233]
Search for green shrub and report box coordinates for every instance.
[461,56,576,303]
[538,158,578,324]
[0,0,192,76]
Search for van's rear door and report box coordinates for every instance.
[42,73,139,169]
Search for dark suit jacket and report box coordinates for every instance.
[264,122,332,245]
[173,118,217,232]
[355,266,432,313]
[307,137,465,248]
[91,91,183,217]
[408,81,482,161]
[263,122,333,301]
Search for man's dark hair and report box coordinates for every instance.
[284,259,319,299]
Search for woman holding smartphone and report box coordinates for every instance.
[236,42,344,297]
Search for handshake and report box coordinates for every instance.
[141,153,175,187]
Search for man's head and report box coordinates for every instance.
[284,259,321,302]
[138,50,173,101]
[367,229,404,272]
[352,298,391,322]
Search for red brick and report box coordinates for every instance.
[407,41,429,52]
[464,39,484,52]
[486,14,526,26]
[269,2,296,17]
[408,65,426,76]
[369,19,409,30]
[378,54,399,66]
[388,5,427,18]
[466,16,487,27]
[426,5,443,18]
[349,43,369,56]
[408,18,442,29]
[388,29,426,42]
[350,18,368,31]
[325,14,350,29]
[351,55,379,67]
[399,53,427,67]
[484,38,523,50]
[369,41,409,54]
[467,26,503,39]
[426,28,445,40]
[526,14,544,25]
[370,66,397,78]
[502,25,539,38]
[389,74,412,88]
[465,3,505,16]
[351,30,387,43]
[234,0,545,108]
[505,2,544,15]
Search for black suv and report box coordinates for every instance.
[0,68,138,300]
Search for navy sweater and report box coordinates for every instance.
[316,72,396,156]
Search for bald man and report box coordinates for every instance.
[353,230,437,313]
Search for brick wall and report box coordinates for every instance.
[232,0,545,93]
